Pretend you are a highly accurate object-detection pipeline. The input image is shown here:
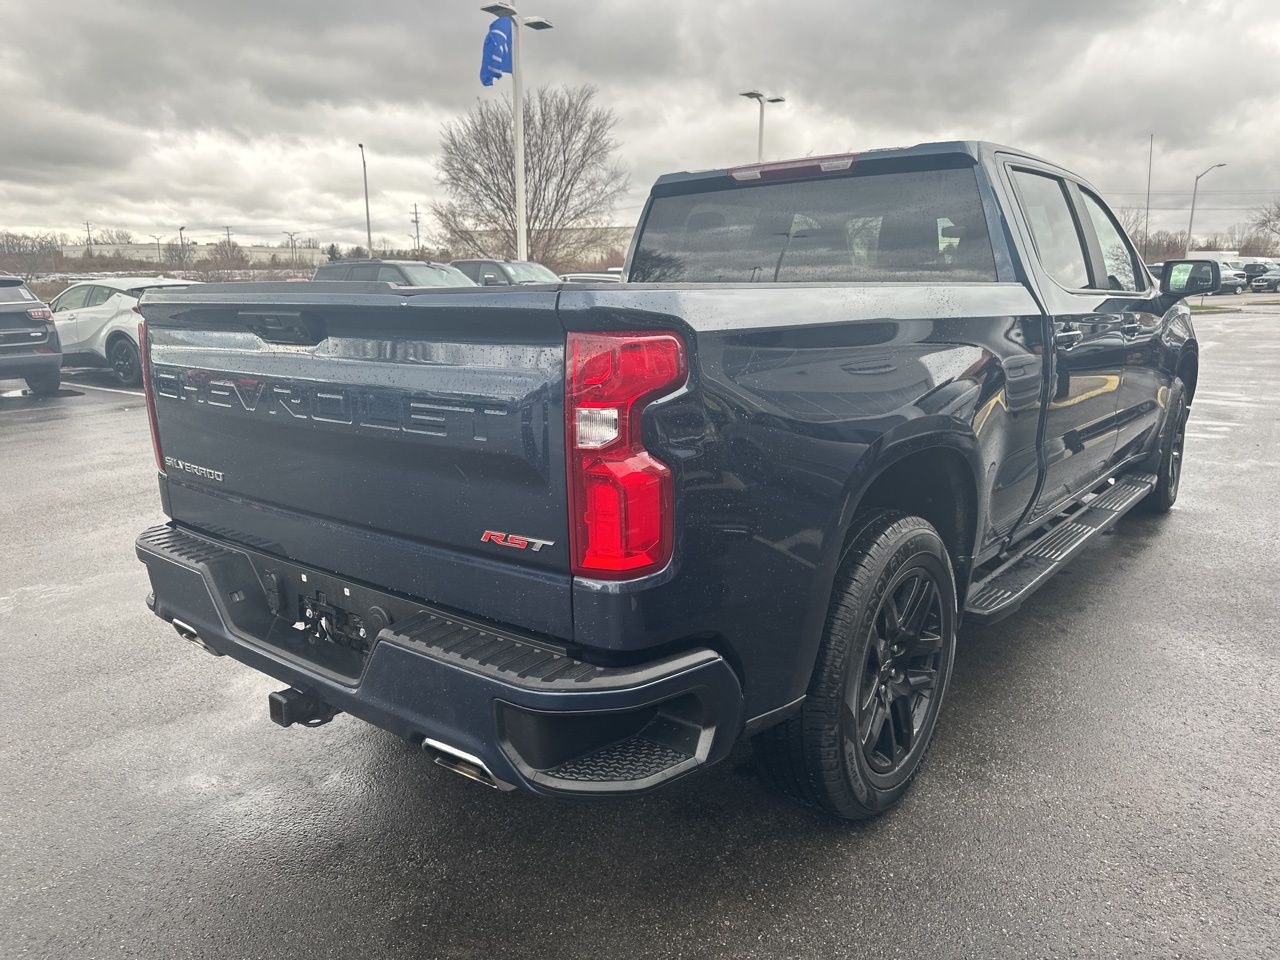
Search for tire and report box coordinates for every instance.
[754,510,957,820]
[1138,377,1187,514]
[109,336,142,387]
[1233,284,1243,295]
[24,370,60,397]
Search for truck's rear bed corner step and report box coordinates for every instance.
[964,472,1158,625]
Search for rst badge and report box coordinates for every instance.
[481,530,554,552]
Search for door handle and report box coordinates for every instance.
[1054,329,1084,350]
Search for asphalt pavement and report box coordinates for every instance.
[2,315,1278,959]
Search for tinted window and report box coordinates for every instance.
[0,282,36,303]
[52,285,91,312]
[313,263,348,280]
[479,262,509,285]
[452,261,481,282]
[376,265,405,283]
[631,166,997,283]
[398,264,474,286]
[347,264,378,280]
[1080,191,1139,292]
[1012,170,1090,289]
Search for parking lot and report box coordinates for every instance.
[2,310,1278,959]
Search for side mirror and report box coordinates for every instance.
[482,273,503,286]
[1160,259,1220,297]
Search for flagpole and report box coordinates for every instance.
[511,18,527,262]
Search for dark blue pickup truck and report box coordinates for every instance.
[135,141,1218,818]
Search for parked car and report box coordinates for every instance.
[0,275,60,395]
[51,277,195,386]
[450,258,560,285]
[311,259,475,287]
[1242,259,1278,281]
[1250,270,1280,292]
[135,141,1215,819]
[1214,271,1246,295]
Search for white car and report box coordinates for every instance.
[50,277,196,385]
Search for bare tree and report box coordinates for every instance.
[1115,206,1145,242]
[97,228,134,246]
[433,85,629,266]
[1251,200,1280,249]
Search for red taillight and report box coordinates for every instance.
[566,331,686,578]
[27,307,53,322]
[139,320,165,475]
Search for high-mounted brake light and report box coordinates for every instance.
[728,152,857,182]
[566,331,686,578]
[139,320,165,475]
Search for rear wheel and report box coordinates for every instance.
[109,337,141,387]
[25,370,60,396]
[754,511,957,819]
[1139,377,1187,514]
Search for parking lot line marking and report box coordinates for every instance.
[70,382,144,398]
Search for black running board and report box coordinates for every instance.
[964,472,1158,625]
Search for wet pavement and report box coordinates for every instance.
[2,319,1278,959]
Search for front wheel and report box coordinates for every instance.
[1138,377,1187,514]
[754,511,957,819]
[109,337,142,387]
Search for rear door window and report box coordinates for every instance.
[84,286,115,307]
[347,264,378,281]
[1010,170,1091,290]
[1079,191,1140,292]
[313,264,348,280]
[376,266,405,284]
[630,165,997,283]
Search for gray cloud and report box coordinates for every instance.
[1,0,1277,247]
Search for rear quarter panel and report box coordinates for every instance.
[561,283,1045,719]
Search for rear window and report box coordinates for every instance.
[630,166,997,283]
[0,281,36,303]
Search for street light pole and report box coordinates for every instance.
[740,90,785,162]
[149,234,163,264]
[482,4,552,262]
[358,143,373,255]
[178,226,186,265]
[1185,162,1226,257]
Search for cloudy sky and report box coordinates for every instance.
[2,0,1278,248]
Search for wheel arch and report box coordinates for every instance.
[1175,343,1199,402]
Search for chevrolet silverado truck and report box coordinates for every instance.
[135,142,1218,818]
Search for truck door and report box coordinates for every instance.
[1073,188,1168,465]
[1006,167,1125,520]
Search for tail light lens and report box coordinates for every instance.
[139,320,165,475]
[27,308,53,322]
[566,331,686,578]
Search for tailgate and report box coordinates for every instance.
[141,283,572,639]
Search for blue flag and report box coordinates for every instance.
[480,17,512,86]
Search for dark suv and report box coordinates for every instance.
[450,259,560,285]
[311,260,475,287]
[0,276,60,396]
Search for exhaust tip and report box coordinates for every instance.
[171,619,222,656]
[421,737,513,791]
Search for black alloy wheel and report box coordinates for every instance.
[110,337,141,387]
[850,569,946,778]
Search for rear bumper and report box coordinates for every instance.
[0,350,60,376]
[135,524,743,796]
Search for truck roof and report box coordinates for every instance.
[649,140,1075,195]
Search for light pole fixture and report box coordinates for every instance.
[740,90,785,162]
[149,234,163,264]
[1185,162,1226,257]
[358,143,373,255]
[178,226,186,263]
[480,3,553,261]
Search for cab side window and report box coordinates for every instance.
[1011,170,1091,290]
[347,264,378,281]
[1080,191,1140,292]
[376,266,405,284]
[453,262,481,282]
